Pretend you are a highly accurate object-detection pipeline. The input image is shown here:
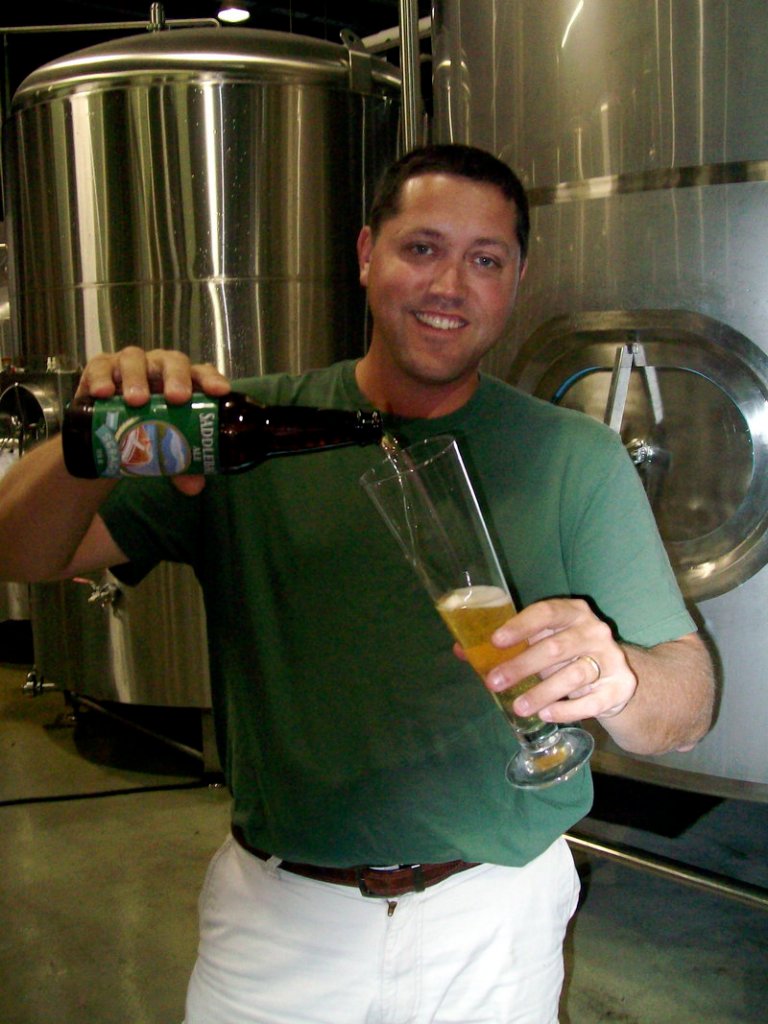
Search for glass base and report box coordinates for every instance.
[505,726,595,789]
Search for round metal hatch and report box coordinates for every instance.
[509,310,768,602]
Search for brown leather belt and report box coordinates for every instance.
[232,826,479,899]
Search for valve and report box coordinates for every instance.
[71,576,122,609]
[626,436,671,471]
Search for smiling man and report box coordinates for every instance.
[356,155,528,418]
[0,145,714,1023]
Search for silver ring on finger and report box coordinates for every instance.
[580,654,602,684]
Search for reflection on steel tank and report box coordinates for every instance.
[432,0,768,799]
[3,28,400,734]
[0,225,30,629]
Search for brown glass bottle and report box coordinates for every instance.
[62,392,384,478]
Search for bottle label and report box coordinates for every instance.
[90,394,220,477]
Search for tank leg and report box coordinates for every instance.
[200,709,222,781]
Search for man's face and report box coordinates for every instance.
[357,173,526,393]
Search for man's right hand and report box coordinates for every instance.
[74,346,233,495]
[75,345,231,406]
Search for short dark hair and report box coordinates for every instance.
[368,144,530,262]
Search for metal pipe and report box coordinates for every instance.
[566,831,768,913]
[0,19,220,33]
[398,0,422,152]
[362,15,431,54]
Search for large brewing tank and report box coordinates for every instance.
[3,27,400,711]
[6,26,400,376]
[432,0,768,800]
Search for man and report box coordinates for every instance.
[0,145,714,1023]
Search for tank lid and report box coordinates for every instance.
[13,27,401,104]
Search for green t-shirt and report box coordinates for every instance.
[101,361,694,867]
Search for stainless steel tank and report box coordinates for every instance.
[432,0,768,799]
[6,26,400,377]
[4,27,400,709]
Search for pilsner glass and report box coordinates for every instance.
[360,435,594,789]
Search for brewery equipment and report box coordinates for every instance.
[3,26,400,739]
[432,0,768,799]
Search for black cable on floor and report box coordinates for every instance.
[0,777,221,808]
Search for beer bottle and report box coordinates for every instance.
[62,392,384,478]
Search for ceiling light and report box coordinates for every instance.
[218,2,251,23]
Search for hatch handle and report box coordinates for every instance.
[604,342,665,433]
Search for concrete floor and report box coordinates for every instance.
[1,653,767,1024]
